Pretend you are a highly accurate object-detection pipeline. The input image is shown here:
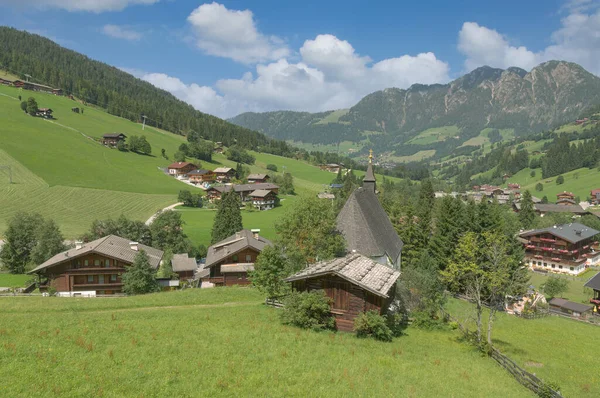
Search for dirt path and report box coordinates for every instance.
[145,202,183,225]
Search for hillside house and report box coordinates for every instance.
[35,108,53,119]
[201,229,271,287]
[52,88,62,96]
[247,173,270,183]
[336,151,403,270]
[214,167,236,182]
[187,169,216,184]
[214,142,224,154]
[549,298,594,319]
[171,253,197,280]
[250,189,277,210]
[519,223,600,275]
[285,254,400,332]
[29,235,164,296]
[508,183,520,190]
[12,80,57,93]
[168,162,198,177]
[590,188,600,205]
[584,272,600,312]
[557,191,575,201]
[0,78,12,85]
[513,202,589,217]
[206,183,279,202]
[320,163,342,173]
[102,133,126,147]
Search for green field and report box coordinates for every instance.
[407,126,459,146]
[528,270,597,304]
[315,109,350,124]
[507,166,600,199]
[0,273,31,287]
[461,128,515,147]
[389,150,436,163]
[0,288,530,397]
[286,140,364,155]
[448,298,599,397]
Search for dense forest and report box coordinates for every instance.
[0,27,291,155]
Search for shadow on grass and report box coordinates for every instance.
[493,339,528,356]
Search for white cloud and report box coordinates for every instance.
[300,34,370,80]
[458,7,600,75]
[102,25,142,41]
[0,0,160,13]
[186,2,289,64]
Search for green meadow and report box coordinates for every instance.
[507,166,600,199]
[0,273,31,287]
[0,288,530,397]
[407,126,460,145]
[448,297,599,397]
[527,270,597,304]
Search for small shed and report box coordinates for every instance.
[548,298,594,319]
[285,253,400,331]
[171,254,198,280]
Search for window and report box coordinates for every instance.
[559,265,563,269]
[105,259,110,267]
[246,254,252,262]
[324,281,349,311]
[99,275,105,284]
[94,259,100,266]
[570,267,574,271]
[110,274,117,282]
[551,264,555,268]
[87,275,94,283]
[232,255,238,263]
[84,260,89,267]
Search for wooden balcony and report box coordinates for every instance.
[72,282,123,288]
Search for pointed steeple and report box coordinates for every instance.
[363,149,376,193]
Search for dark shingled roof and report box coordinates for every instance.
[187,169,213,175]
[103,133,126,138]
[285,253,400,298]
[212,183,279,194]
[171,254,197,272]
[205,230,272,268]
[584,272,600,291]
[519,223,599,244]
[336,187,403,266]
[549,298,593,313]
[247,173,269,180]
[29,235,164,273]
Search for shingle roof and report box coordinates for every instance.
[29,235,164,273]
[168,162,197,169]
[187,169,213,175]
[584,272,600,291]
[205,230,272,268]
[103,133,126,138]
[214,167,234,174]
[285,253,400,298]
[519,223,599,244]
[336,187,403,265]
[247,173,269,180]
[171,254,197,272]
[549,298,593,313]
[212,183,279,194]
[250,189,273,198]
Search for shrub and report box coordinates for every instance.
[411,311,447,330]
[556,175,564,185]
[535,183,543,192]
[353,311,393,342]
[280,291,334,331]
[530,170,536,177]
[266,164,278,172]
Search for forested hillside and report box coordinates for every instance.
[0,27,290,154]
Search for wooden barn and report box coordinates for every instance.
[102,133,126,147]
[187,169,216,184]
[171,253,198,280]
[285,253,400,332]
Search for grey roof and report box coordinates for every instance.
[549,298,593,313]
[247,174,269,180]
[519,223,599,244]
[534,204,588,214]
[363,163,376,182]
[171,254,197,272]
[249,189,273,198]
[285,253,400,298]
[213,167,234,174]
[30,235,164,273]
[556,198,577,205]
[103,133,126,138]
[337,187,403,265]
[221,263,255,273]
[212,183,279,194]
[187,169,213,175]
[584,272,600,291]
[205,230,272,268]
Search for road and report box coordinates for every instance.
[145,202,183,225]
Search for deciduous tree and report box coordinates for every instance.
[122,250,160,295]
[0,212,44,273]
[211,191,243,244]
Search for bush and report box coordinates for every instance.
[266,164,278,172]
[280,291,335,331]
[556,175,564,185]
[535,182,543,192]
[353,311,393,342]
[530,170,536,177]
[411,311,447,330]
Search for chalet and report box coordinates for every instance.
[171,254,198,280]
[556,198,577,206]
[35,108,53,119]
[187,169,216,184]
[320,163,342,173]
[507,183,520,190]
[12,80,56,94]
[102,133,126,147]
[29,235,164,295]
[584,272,600,313]
[214,167,236,182]
[590,188,600,205]
[513,202,589,217]
[52,88,63,96]
[0,78,12,86]
[548,298,594,319]
[214,142,224,154]
[519,223,600,275]
[201,229,271,287]
[247,173,270,184]
[250,189,277,210]
[336,151,403,270]
[167,162,197,177]
[206,183,279,202]
[285,254,400,331]
[557,191,575,202]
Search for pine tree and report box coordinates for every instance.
[211,191,243,244]
[396,205,421,267]
[519,190,536,229]
[428,196,464,270]
[122,250,160,295]
[415,179,435,248]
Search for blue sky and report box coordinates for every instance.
[1,0,599,118]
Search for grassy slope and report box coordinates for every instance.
[508,166,600,199]
[448,298,599,397]
[0,288,529,397]
[406,125,459,145]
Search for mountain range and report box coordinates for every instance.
[229,61,600,158]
